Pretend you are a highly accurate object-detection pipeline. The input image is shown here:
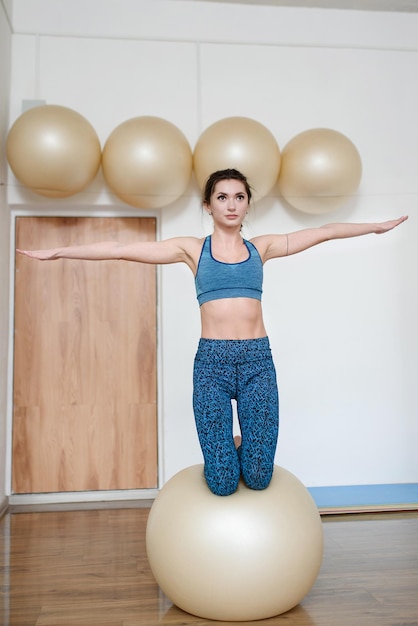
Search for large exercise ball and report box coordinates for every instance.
[278,128,362,214]
[193,117,281,201]
[146,464,323,622]
[6,105,101,198]
[102,116,192,209]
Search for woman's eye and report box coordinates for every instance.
[217,195,226,201]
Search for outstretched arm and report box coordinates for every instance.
[17,236,201,270]
[256,216,408,262]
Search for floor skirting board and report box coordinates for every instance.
[0,497,8,519]
[8,488,158,511]
[7,483,418,515]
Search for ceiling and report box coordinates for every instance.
[189,0,418,12]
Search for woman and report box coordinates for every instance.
[18,168,408,496]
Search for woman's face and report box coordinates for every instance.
[204,179,249,228]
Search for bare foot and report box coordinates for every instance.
[234,435,242,449]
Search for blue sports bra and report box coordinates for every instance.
[195,236,263,306]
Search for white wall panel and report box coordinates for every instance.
[198,44,418,195]
[7,36,199,205]
[36,37,199,143]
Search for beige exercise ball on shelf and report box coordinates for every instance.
[101,116,193,209]
[146,464,324,622]
[193,117,281,201]
[278,128,362,214]
[6,104,101,198]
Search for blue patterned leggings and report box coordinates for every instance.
[193,337,279,496]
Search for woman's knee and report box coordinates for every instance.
[204,465,240,497]
[242,461,274,491]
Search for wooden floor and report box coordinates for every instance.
[1,505,417,625]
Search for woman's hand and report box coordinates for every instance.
[374,215,408,234]
[16,249,59,260]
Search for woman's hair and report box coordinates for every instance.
[202,169,252,204]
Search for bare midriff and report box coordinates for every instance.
[200,298,267,340]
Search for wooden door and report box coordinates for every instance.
[13,216,158,493]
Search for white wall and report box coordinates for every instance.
[0,0,12,512]
[5,0,418,491]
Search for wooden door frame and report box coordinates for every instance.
[7,209,164,507]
